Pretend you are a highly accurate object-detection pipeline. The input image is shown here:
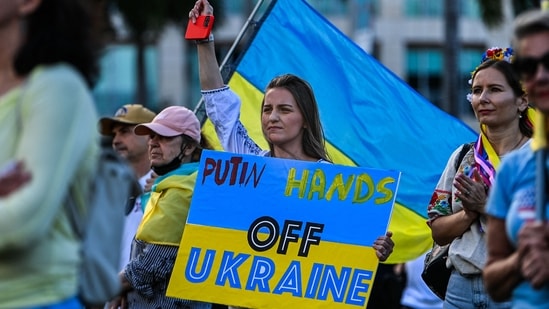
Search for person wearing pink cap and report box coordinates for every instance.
[108,105,211,309]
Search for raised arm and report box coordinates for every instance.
[187,0,266,157]
[189,0,224,90]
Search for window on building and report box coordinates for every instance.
[406,46,484,114]
[307,0,348,15]
[404,0,479,18]
[93,45,158,116]
[223,0,257,15]
[223,0,280,22]
[407,48,443,106]
[405,0,442,17]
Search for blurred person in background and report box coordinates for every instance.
[400,252,443,309]
[98,104,156,270]
[484,9,549,308]
[0,161,31,197]
[0,0,100,308]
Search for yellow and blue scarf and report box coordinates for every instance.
[136,162,200,246]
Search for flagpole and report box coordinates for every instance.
[193,0,274,117]
[536,0,549,223]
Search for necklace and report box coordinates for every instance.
[510,135,526,151]
[494,135,526,158]
[501,135,526,157]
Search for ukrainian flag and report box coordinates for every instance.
[202,0,477,263]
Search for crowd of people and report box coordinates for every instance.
[0,0,548,308]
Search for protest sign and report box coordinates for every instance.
[167,150,400,308]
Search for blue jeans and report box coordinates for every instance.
[24,296,82,309]
[444,269,510,309]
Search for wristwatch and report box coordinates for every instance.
[196,33,214,44]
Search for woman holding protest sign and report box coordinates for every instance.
[189,0,394,263]
[426,46,534,308]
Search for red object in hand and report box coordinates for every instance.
[185,15,214,40]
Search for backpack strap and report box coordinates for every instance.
[454,142,473,172]
[64,180,86,239]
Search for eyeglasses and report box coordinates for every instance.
[513,51,549,81]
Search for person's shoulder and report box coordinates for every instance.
[29,63,87,90]
[444,142,474,165]
[506,139,533,160]
[159,163,201,188]
[499,140,534,172]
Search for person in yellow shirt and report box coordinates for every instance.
[0,161,31,197]
[0,0,99,308]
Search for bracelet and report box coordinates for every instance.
[196,33,214,44]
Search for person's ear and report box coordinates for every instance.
[19,0,42,17]
[184,143,197,157]
[518,94,528,113]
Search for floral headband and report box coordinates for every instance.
[480,47,514,64]
[467,47,515,102]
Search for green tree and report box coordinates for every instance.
[441,0,538,117]
[109,0,223,107]
[478,0,539,28]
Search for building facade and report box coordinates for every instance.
[94,0,514,126]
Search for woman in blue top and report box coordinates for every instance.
[484,9,549,308]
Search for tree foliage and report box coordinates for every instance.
[479,0,539,29]
[112,0,223,42]
[91,0,223,106]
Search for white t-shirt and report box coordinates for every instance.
[400,252,443,309]
[119,170,152,270]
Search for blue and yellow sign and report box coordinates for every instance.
[167,150,401,308]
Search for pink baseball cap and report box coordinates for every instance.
[134,106,201,143]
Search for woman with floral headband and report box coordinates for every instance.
[426,46,534,308]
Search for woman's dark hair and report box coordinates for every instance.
[472,59,533,138]
[14,0,99,87]
[262,74,331,162]
[186,133,215,163]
